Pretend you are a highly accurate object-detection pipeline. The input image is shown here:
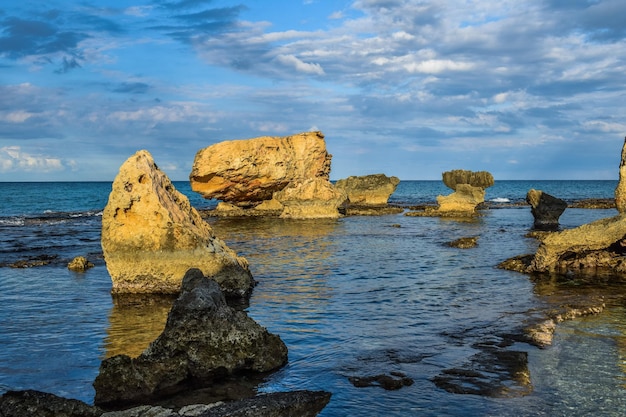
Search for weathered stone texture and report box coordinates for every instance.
[334,174,400,206]
[526,189,567,230]
[442,170,494,190]
[275,178,347,219]
[94,269,288,407]
[190,131,331,206]
[436,184,485,213]
[101,150,252,296]
[615,137,626,213]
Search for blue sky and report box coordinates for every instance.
[1,0,625,181]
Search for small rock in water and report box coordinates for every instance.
[348,372,414,390]
[446,236,478,249]
[67,256,94,272]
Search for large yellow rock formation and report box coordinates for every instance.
[101,150,252,296]
[189,131,332,207]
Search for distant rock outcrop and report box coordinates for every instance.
[526,189,567,231]
[406,170,493,218]
[101,150,253,297]
[190,131,332,207]
[442,170,494,190]
[94,268,288,407]
[335,174,400,206]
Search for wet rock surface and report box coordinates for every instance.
[0,390,103,417]
[94,269,288,408]
[0,390,331,417]
[432,344,531,397]
[526,189,567,231]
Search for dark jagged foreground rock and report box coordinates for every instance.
[0,390,102,417]
[94,269,288,408]
[0,390,331,417]
[526,189,567,231]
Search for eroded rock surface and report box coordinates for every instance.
[274,178,347,219]
[335,174,400,206]
[190,131,331,207]
[101,150,252,296]
[526,189,567,231]
[442,170,494,190]
[94,269,288,407]
[615,137,626,213]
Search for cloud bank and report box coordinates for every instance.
[0,0,625,181]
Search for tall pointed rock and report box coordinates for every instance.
[615,137,626,213]
[101,150,253,297]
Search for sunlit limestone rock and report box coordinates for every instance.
[274,178,348,219]
[529,214,626,276]
[101,150,252,297]
[436,184,485,213]
[442,169,494,190]
[334,174,400,206]
[94,269,288,407]
[615,137,626,213]
[190,131,332,207]
[406,169,493,218]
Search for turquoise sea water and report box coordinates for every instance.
[1,180,626,416]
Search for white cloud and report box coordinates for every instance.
[0,146,66,173]
[274,54,325,75]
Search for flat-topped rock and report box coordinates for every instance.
[101,150,252,297]
[442,170,494,190]
[190,131,332,207]
[335,174,400,206]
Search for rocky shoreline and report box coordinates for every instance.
[3,132,626,414]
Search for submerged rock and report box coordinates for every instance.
[335,174,400,206]
[101,150,252,297]
[432,346,531,397]
[446,236,478,248]
[94,269,288,407]
[526,189,567,231]
[190,131,332,207]
[348,372,414,390]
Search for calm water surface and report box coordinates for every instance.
[1,181,626,416]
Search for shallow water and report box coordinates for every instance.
[1,181,626,415]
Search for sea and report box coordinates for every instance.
[1,180,626,416]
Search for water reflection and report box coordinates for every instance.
[530,276,626,390]
[104,294,174,358]
[103,218,339,359]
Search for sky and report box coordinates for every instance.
[1,0,626,182]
